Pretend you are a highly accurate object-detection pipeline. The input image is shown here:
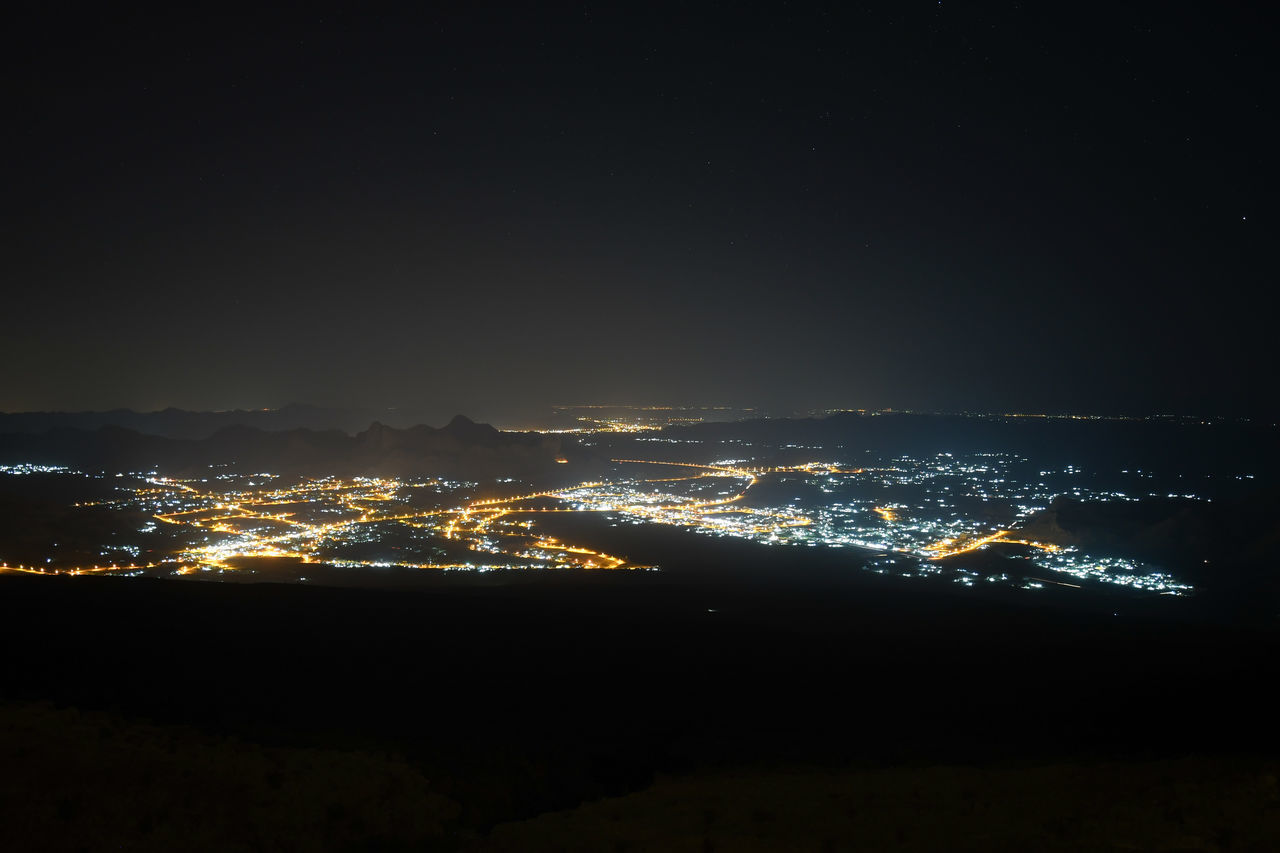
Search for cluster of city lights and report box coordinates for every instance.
[1,437,1205,596]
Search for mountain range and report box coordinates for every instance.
[0,403,452,440]
[0,415,588,481]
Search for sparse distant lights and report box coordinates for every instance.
[1,463,72,475]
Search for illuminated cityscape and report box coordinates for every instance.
[0,415,1211,597]
[4,4,1276,848]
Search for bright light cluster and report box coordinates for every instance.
[0,463,71,475]
[1,439,1206,598]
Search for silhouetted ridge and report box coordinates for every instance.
[0,418,593,481]
[0,404,458,440]
[443,414,501,444]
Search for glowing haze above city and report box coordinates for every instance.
[5,5,1272,422]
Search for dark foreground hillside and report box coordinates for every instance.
[3,570,1278,850]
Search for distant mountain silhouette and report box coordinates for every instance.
[441,414,503,444]
[0,404,455,440]
[0,418,593,481]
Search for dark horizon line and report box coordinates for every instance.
[0,402,1269,425]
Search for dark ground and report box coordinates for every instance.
[3,567,1278,850]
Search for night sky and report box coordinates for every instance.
[7,3,1272,421]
